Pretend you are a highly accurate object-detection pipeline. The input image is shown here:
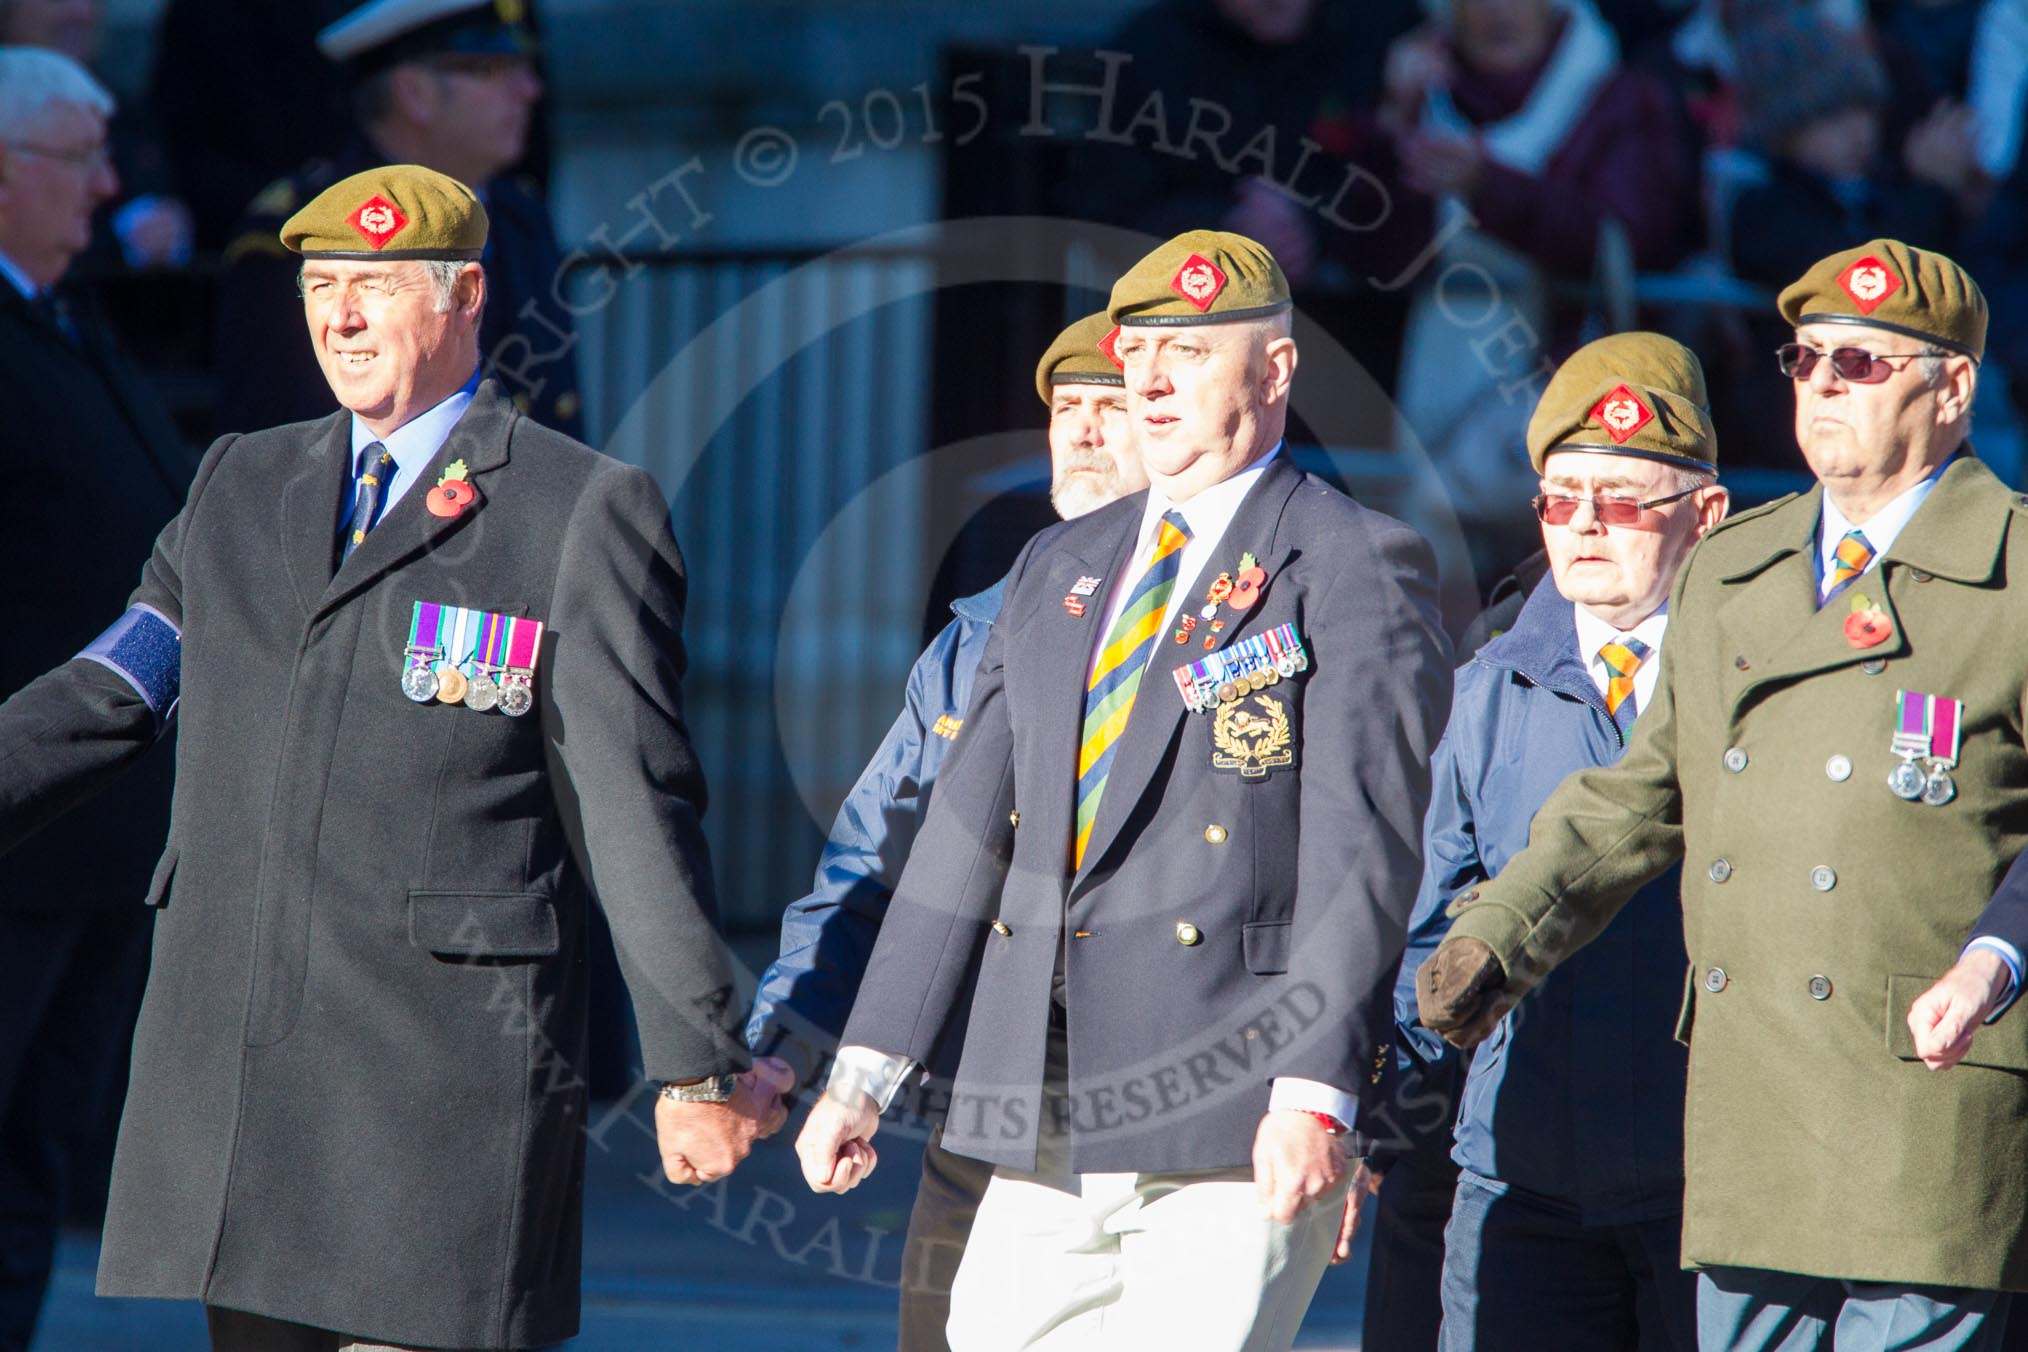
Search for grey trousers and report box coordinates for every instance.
[1696,1267,2011,1352]
[205,1305,513,1352]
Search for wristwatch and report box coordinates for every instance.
[658,1073,738,1104]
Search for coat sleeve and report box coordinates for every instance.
[1284,516,1454,1113]
[1393,683,1487,1066]
[0,434,231,858]
[743,614,973,1082]
[543,461,745,1083]
[1440,556,1694,998]
[837,546,1035,1064]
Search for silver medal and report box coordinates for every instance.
[463,673,500,712]
[402,663,440,703]
[498,676,533,718]
[1921,766,1957,807]
[1888,758,1928,801]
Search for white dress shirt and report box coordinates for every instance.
[1572,605,1669,717]
[1814,468,1943,603]
[834,443,1362,1131]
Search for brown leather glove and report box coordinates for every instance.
[1416,936,1510,1048]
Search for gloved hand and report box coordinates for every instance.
[1416,935,1512,1049]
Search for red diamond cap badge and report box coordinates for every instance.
[1590,384,1654,445]
[1169,254,1227,312]
[1836,256,1902,315]
[1098,325,1124,370]
[347,194,409,251]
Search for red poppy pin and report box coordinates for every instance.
[425,459,479,519]
[1843,592,1892,649]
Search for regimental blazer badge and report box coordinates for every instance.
[1211,691,1295,780]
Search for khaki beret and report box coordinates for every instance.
[1034,312,1127,406]
[1525,332,1717,475]
[1107,230,1291,327]
[1777,238,1986,362]
[281,165,488,261]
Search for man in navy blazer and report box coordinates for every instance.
[796,230,1452,1350]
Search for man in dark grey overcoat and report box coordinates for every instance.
[0,163,775,1350]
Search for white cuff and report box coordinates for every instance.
[1268,1077,1358,1134]
[1964,937,2025,1023]
[826,1044,917,1111]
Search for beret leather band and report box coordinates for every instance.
[1545,442,1717,474]
[298,246,487,262]
[1793,312,1979,361]
[1117,298,1294,328]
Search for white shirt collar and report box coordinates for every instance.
[1133,442,1282,552]
[1817,462,1948,586]
[1572,602,1669,710]
[0,250,41,302]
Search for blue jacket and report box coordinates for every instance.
[746,581,1003,1086]
[1394,575,1688,1225]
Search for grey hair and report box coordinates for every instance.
[0,46,112,135]
[1664,465,1717,495]
[295,259,475,313]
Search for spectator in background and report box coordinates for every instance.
[0,45,191,1350]
[1723,2,1972,466]
[0,0,191,269]
[1968,0,2028,184]
[1372,0,1694,589]
[212,0,584,441]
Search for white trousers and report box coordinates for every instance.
[945,1156,1345,1351]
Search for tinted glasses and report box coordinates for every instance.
[1531,487,1700,526]
[1776,344,1930,384]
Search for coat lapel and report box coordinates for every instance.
[280,413,355,616]
[312,383,516,620]
[1071,456,1304,890]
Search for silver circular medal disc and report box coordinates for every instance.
[1275,653,1298,678]
[1921,769,1957,807]
[401,664,440,704]
[1887,759,1928,800]
[464,674,500,712]
[499,681,533,718]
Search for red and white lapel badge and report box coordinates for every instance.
[1591,385,1654,444]
[1169,254,1227,312]
[1098,326,1124,370]
[1063,574,1102,618]
[347,194,408,251]
[1836,256,1902,315]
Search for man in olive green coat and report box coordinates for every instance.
[1420,239,2028,1351]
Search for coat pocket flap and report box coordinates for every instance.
[409,891,559,959]
[1243,920,1290,975]
[142,846,178,909]
[1886,973,2028,1071]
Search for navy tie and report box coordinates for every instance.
[339,443,395,566]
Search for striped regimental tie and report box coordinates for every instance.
[1822,528,1875,607]
[1074,509,1192,869]
[1600,634,1652,730]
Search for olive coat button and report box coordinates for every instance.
[1204,824,1228,845]
[1724,747,1749,773]
[1808,975,1833,1000]
[1709,859,1733,883]
[1911,569,1934,583]
[991,920,1011,936]
[1862,658,1887,676]
[1176,922,1202,946]
[1826,755,1853,782]
[1705,967,1728,993]
[1811,866,1837,892]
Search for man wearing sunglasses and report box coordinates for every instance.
[1393,333,1725,1352]
[1421,239,2028,1351]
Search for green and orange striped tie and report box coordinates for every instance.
[1075,510,1191,868]
[1600,634,1651,727]
[1823,529,1874,606]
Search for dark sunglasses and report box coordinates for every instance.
[1776,343,1929,384]
[1531,487,1701,526]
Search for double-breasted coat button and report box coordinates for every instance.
[1724,747,1749,773]
[1808,975,1833,1000]
[1705,967,1728,993]
[1175,922,1202,946]
[1910,569,1934,583]
[1862,658,1887,676]
[991,920,1011,936]
[1709,859,1733,883]
[1009,810,1020,827]
[1810,866,1837,892]
[1204,824,1228,845]
[1826,755,1853,782]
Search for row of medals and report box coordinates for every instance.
[402,652,534,717]
[1209,650,1307,706]
[1888,755,1956,807]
